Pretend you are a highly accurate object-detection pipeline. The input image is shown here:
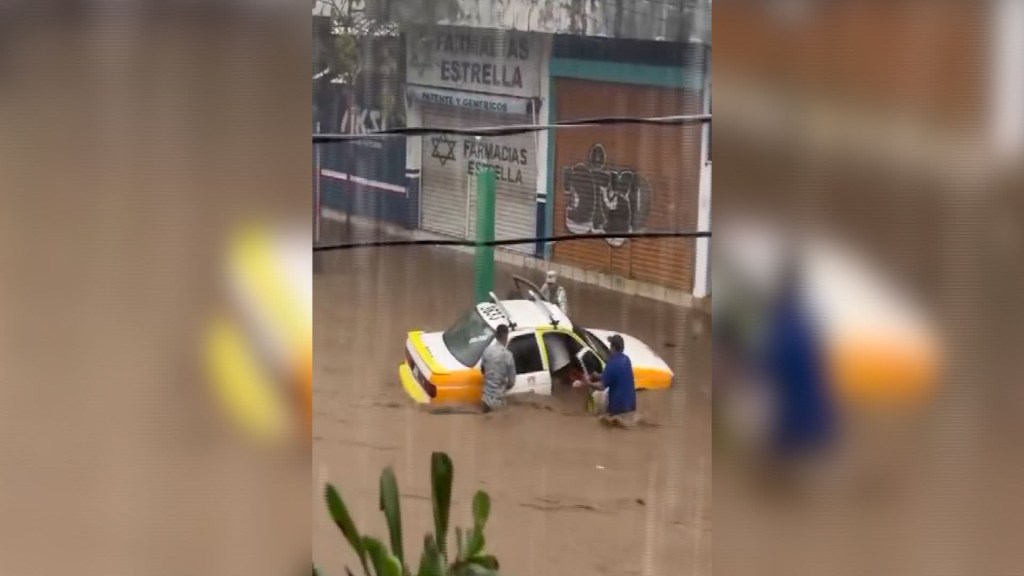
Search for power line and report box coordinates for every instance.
[312,114,711,142]
[313,230,711,251]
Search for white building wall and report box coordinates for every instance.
[993,0,1024,164]
[694,52,711,298]
[405,27,547,253]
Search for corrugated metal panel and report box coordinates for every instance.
[420,104,470,238]
[419,103,537,254]
[552,78,702,290]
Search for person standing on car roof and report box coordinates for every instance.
[540,270,569,316]
[574,334,639,428]
[480,324,516,413]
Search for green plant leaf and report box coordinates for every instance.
[468,555,499,570]
[364,537,403,576]
[453,555,500,576]
[451,558,499,576]
[465,527,485,559]
[378,466,405,567]
[416,535,444,576]
[471,491,491,531]
[461,565,499,576]
[312,565,320,576]
[430,452,454,563]
[385,555,404,576]
[325,484,369,576]
[455,526,465,561]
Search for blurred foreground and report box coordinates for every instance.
[714,1,1023,574]
[0,9,309,575]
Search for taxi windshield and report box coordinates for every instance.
[442,307,495,367]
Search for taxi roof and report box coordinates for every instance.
[475,299,572,332]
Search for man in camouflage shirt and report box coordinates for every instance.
[540,270,569,316]
[480,324,516,412]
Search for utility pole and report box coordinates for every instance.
[474,167,497,303]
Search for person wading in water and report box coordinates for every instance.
[574,334,640,428]
[480,324,516,413]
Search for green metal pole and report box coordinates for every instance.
[474,167,496,304]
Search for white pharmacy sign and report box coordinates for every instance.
[406,27,542,98]
[407,86,534,115]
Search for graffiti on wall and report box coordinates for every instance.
[339,105,395,135]
[561,144,653,247]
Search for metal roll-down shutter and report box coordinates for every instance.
[419,103,538,254]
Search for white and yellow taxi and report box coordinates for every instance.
[719,223,940,407]
[399,292,674,405]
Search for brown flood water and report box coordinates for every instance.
[313,221,711,576]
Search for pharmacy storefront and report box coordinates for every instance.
[406,26,547,254]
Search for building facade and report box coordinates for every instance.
[313,16,412,228]
[548,36,707,291]
[405,26,550,254]
[314,0,714,299]
[375,0,710,44]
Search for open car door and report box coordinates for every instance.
[505,332,553,396]
[511,275,547,301]
[576,348,604,377]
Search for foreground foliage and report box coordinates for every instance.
[314,452,499,576]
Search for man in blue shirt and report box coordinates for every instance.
[574,334,639,427]
[765,257,835,459]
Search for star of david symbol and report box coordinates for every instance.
[430,133,457,167]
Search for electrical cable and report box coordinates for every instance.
[313,114,711,142]
[313,230,710,251]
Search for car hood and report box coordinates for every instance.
[587,329,673,375]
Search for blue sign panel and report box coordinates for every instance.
[314,33,412,228]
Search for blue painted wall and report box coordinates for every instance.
[314,33,413,228]
[319,136,412,227]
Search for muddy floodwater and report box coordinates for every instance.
[313,221,711,576]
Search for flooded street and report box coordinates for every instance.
[312,221,711,576]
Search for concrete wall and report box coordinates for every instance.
[377,0,709,43]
